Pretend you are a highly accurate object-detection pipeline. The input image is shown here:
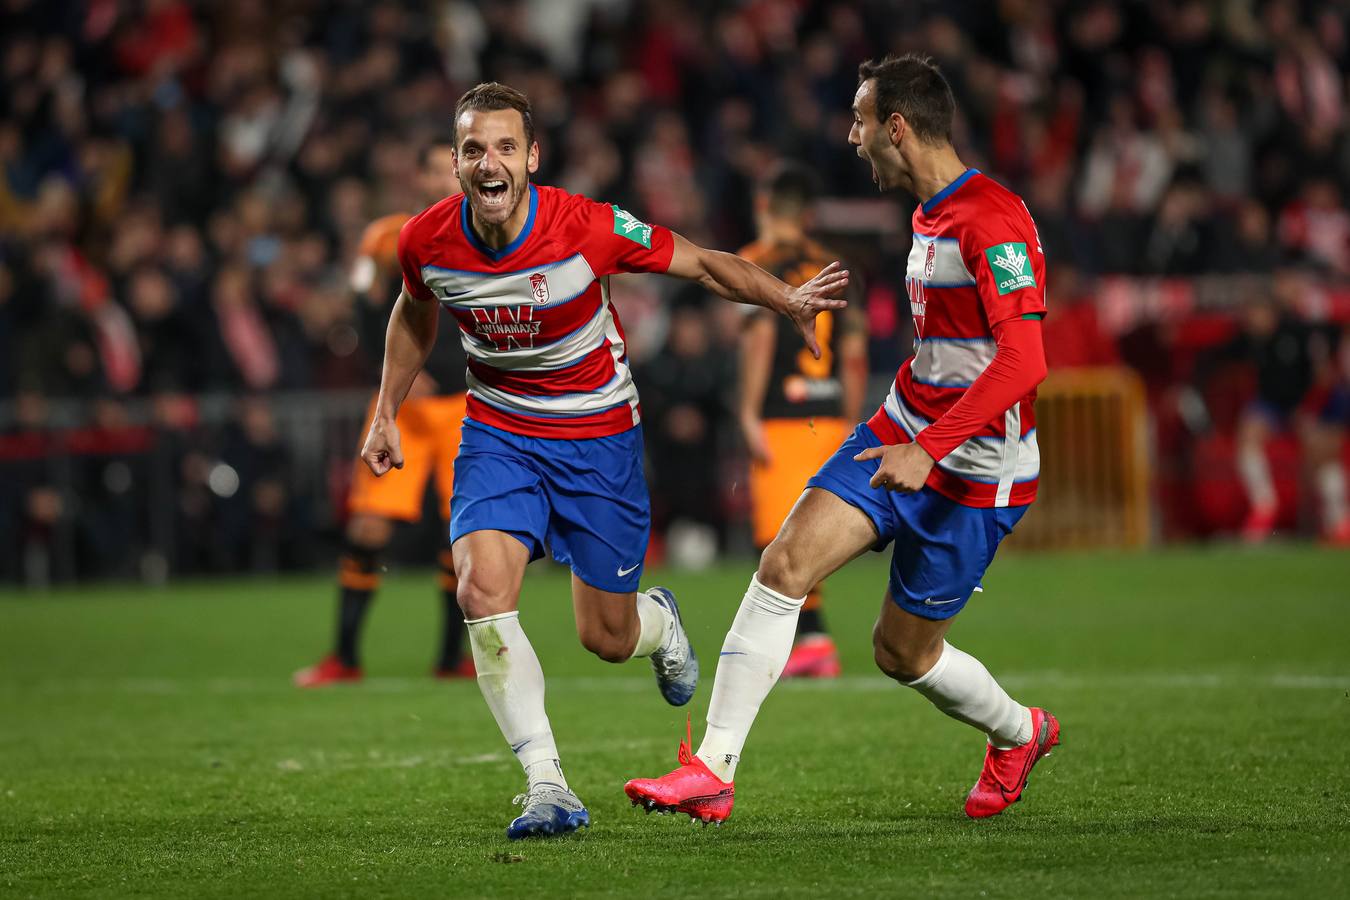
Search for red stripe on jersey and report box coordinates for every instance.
[467,341,618,397]
[466,394,636,439]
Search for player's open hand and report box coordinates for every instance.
[361,418,404,476]
[784,261,849,359]
[854,441,935,492]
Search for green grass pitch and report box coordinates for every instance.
[2,545,1348,898]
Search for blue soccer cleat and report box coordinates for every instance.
[646,587,699,706]
[506,783,590,840]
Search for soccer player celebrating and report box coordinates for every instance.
[737,163,866,678]
[625,54,1057,824]
[295,137,474,688]
[364,83,848,839]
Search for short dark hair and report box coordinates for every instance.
[417,134,456,169]
[857,54,954,145]
[760,162,820,218]
[453,82,535,147]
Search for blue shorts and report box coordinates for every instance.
[449,419,650,593]
[805,424,1028,621]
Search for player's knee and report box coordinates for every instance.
[455,571,513,620]
[576,620,630,663]
[871,625,929,683]
[756,540,813,599]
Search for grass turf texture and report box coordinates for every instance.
[2,546,1348,898]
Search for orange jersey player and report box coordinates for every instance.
[294,137,472,687]
[738,163,866,678]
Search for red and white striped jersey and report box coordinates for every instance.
[866,169,1048,508]
[398,185,674,439]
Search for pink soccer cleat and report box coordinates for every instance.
[782,634,842,678]
[964,707,1060,818]
[624,720,734,825]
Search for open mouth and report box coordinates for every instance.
[477,179,509,207]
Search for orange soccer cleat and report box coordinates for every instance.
[964,707,1060,818]
[292,654,363,688]
[624,720,734,825]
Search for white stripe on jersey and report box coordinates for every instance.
[883,384,1039,494]
[421,254,597,309]
[910,338,996,388]
[906,235,975,287]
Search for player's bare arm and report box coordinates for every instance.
[666,233,849,359]
[738,312,776,464]
[363,287,439,475]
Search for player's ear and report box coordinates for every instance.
[889,113,906,148]
[527,141,540,175]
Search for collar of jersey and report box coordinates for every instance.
[461,183,539,262]
[921,168,979,215]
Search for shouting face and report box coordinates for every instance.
[454,108,539,229]
[848,78,902,191]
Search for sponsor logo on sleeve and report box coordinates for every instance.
[612,205,653,249]
[984,242,1036,295]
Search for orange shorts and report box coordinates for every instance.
[348,393,467,522]
[749,417,852,549]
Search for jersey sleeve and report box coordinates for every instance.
[958,200,1048,327]
[571,195,675,276]
[396,215,436,302]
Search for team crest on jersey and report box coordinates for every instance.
[612,205,652,248]
[984,242,1036,295]
[924,242,937,279]
[529,272,549,304]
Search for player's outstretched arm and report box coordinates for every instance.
[363,287,438,476]
[666,233,849,359]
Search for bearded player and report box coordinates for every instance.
[738,163,866,678]
[364,83,848,839]
[625,54,1058,824]
[295,137,473,687]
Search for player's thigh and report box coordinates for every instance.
[570,575,638,661]
[448,422,552,616]
[451,529,531,619]
[345,512,394,548]
[872,591,954,681]
[757,487,879,598]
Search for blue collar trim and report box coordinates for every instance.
[921,168,979,215]
[461,184,538,262]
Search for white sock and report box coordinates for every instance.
[465,611,568,790]
[1317,462,1348,531]
[906,641,1032,750]
[696,575,804,781]
[629,590,676,659]
[1237,443,1276,510]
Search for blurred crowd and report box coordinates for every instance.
[3,0,1350,581]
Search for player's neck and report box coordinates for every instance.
[905,146,970,206]
[467,193,532,250]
